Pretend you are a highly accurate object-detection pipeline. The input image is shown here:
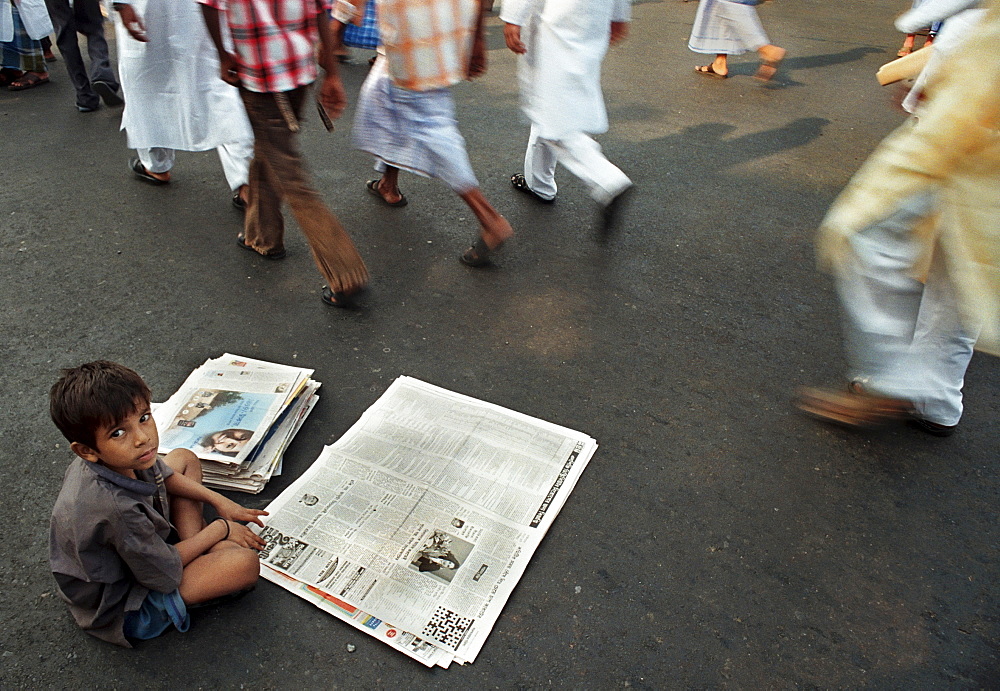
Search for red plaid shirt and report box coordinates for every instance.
[198,0,331,93]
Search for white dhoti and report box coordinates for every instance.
[115,0,253,189]
[837,192,977,426]
[688,0,770,55]
[352,59,478,193]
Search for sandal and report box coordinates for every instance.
[321,285,356,308]
[366,178,407,207]
[8,71,49,91]
[795,386,913,429]
[237,234,286,259]
[754,50,785,82]
[0,69,23,88]
[510,173,555,203]
[695,64,727,79]
[129,157,170,185]
[849,381,957,436]
[460,236,505,267]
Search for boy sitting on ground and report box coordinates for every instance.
[49,361,268,647]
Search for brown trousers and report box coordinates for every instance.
[240,86,368,294]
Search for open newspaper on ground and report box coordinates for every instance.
[153,354,320,493]
[253,376,598,667]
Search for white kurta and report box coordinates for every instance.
[115,0,251,151]
[1,0,53,42]
[500,0,631,140]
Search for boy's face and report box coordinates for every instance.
[71,400,159,479]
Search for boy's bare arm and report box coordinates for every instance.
[173,519,264,565]
[164,471,268,526]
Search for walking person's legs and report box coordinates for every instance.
[240,87,369,298]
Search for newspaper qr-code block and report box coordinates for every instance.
[422,607,473,650]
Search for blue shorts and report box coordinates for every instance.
[123,589,191,641]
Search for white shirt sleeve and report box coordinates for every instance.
[612,0,632,22]
[499,0,539,26]
[896,0,980,32]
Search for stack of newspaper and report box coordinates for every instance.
[153,354,320,493]
[253,376,598,667]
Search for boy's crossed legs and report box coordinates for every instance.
[161,449,262,605]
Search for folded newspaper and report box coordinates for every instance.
[153,354,320,493]
[253,376,598,667]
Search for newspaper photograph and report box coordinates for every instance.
[158,388,279,463]
[255,376,597,666]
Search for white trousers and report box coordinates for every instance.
[837,191,978,425]
[137,140,253,191]
[523,125,632,205]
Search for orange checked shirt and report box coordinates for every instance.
[376,0,480,91]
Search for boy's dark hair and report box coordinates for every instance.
[50,361,152,450]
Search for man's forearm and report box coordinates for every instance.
[200,4,228,59]
[316,8,342,76]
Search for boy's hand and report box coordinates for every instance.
[114,4,148,42]
[215,497,268,527]
[319,73,347,119]
[610,21,629,46]
[226,521,267,550]
[504,23,526,54]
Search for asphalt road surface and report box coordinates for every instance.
[1,0,997,687]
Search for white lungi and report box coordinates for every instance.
[688,0,770,55]
[837,191,977,426]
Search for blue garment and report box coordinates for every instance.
[123,589,191,640]
[342,0,379,49]
[353,58,479,193]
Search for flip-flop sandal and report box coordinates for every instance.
[237,233,286,259]
[0,69,22,87]
[510,173,555,203]
[795,386,912,429]
[695,64,727,79]
[754,56,784,82]
[321,285,356,308]
[8,72,49,91]
[460,236,507,268]
[129,157,170,185]
[366,178,407,207]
